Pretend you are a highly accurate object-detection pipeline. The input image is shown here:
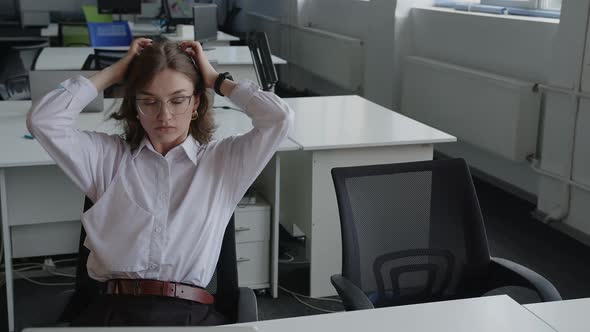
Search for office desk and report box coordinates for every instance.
[34,46,287,83]
[163,30,240,47]
[281,95,457,297]
[129,23,240,47]
[525,298,590,332]
[22,296,557,332]
[0,98,297,332]
[239,296,556,332]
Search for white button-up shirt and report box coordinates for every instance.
[26,76,292,287]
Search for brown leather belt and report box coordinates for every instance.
[105,279,214,305]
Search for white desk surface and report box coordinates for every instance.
[163,30,241,43]
[0,98,298,168]
[238,296,556,332]
[284,95,456,151]
[129,22,239,41]
[23,327,253,332]
[19,296,555,332]
[525,298,590,332]
[34,46,286,71]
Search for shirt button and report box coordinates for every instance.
[159,193,168,201]
[149,263,158,270]
[155,226,162,233]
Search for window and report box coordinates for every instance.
[435,0,561,16]
[441,0,562,10]
[482,0,538,9]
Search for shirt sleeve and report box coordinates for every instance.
[217,80,293,205]
[26,76,126,203]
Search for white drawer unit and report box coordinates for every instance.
[234,195,271,290]
[236,241,271,288]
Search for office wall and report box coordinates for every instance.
[233,0,434,109]
[537,0,590,239]
[411,8,558,86]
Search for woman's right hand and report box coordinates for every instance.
[124,38,153,60]
[89,38,152,92]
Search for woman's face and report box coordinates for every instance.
[135,68,200,153]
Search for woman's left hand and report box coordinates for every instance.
[178,40,218,89]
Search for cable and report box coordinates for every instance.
[278,252,294,263]
[13,271,74,287]
[279,259,310,264]
[290,293,342,313]
[53,258,78,264]
[48,270,76,278]
[279,285,342,303]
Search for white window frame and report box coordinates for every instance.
[481,0,538,9]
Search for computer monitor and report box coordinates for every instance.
[0,0,18,22]
[30,70,103,112]
[193,4,217,43]
[97,0,141,15]
[161,0,192,32]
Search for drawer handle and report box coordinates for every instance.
[235,227,251,232]
[236,257,251,263]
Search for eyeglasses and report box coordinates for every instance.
[135,95,193,117]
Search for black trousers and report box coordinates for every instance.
[71,294,228,326]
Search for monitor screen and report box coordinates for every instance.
[193,4,217,43]
[97,0,141,15]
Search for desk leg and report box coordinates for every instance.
[254,155,280,298]
[0,169,15,332]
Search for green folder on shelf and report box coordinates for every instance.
[82,5,113,23]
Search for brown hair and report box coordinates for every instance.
[110,40,215,150]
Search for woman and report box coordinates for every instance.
[26,38,292,326]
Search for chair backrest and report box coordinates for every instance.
[331,158,491,307]
[87,21,133,47]
[59,23,91,47]
[5,75,30,100]
[59,197,241,323]
[10,41,49,70]
[247,32,278,92]
[82,49,127,70]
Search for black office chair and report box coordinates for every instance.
[58,197,258,325]
[81,49,127,97]
[330,158,561,311]
[82,49,127,71]
[0,41,48,100]
[247,32,278,92]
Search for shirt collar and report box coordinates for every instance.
[179,135,200,165]
[131,135,200,165]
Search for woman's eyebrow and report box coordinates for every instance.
[168,89,188,96]
[137,89,189,97]
[137,90,156,97]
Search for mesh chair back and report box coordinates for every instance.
[87,22,133,47]
[93,49,127,69]
[331,158,491,307]
[247,32,278,92]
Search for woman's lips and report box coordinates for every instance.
[155,126,175,132]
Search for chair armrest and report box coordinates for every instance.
[331,274,374,311]
[236,287,258,323]
[488,257,561,302]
